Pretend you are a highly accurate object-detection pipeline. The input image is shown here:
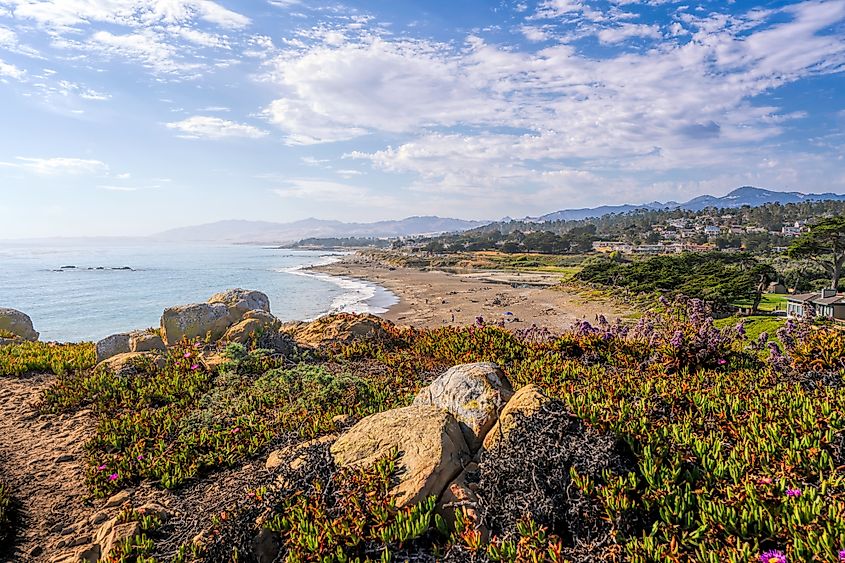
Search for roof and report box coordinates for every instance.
[787,292,845,305]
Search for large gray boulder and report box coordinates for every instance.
[208,289,270,318]
[160,289,271,346]
[129,331,165,353]
[414,362,513,451]
[160,303,232,345]
[331,405,470,508]
[96,333,131,362]
[0,307,38,341]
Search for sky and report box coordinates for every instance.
[0,0,844,238]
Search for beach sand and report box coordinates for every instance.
[311,254,635,331]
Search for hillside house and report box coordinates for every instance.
[786,289,845,321]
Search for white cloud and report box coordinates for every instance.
[597,23,662,43]
[0,157,108,175]
[0,57,24,79]
[166,116,269,139]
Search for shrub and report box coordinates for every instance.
[0,341,96,376]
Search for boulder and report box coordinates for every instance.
[223,311,281,345]
[129,331,165,353]
[95,352,166,377]
[437,463,486,537]
[96,333,131,362]
[414,362,513,451]
[160,302,233,345]
[266,434,337,472]
[208,288,270,318]
[94,518,141,558]
[482,384,551,451]
[0,307,38,341]
[50,544,100,563]
[284,313,392,348]
[331,405,470,508]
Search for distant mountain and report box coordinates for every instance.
[538,187,845,221]
[152,216,487,244]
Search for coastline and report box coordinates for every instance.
[309,253,635,331]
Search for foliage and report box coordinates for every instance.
[0,480,12,551]
[788,216,845,289]
[0,341,96,376]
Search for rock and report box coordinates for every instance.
[137,502,171,521]
[331,405,470,508]
[482,384,551,451]
[284,313,393,348]
[129,331,165,353]
[414,362,513,451]
[0,337,18,348]
[50,544,100,563]
[331,414,355,427]
[199,351,226,372]
[0,307,38,341]
[104,489,130,508]
[95,519,142,557]
[55,454,74,463]
[160,302,233,345]
[253,527,282,563]
[437,463,486,538]
[96,333,130,362]
[266,435,336,472]
[208,288,271,318]
[95,352,166,377]
[223,311,280,345]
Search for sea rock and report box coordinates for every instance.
[414,362,513,451]
[129,331,166,353]
[331,405,470,508]
[283,313,392,348]
[208,288,271,318]
[482,384,551,451]
[96,333,131,362]
[95,352,166,377]
[0,307,38,341]
[160,302,233,345]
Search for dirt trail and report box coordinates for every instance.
[0,374,94,562]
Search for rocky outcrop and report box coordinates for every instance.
[95,352,166,377]
[414,362,513,450]
[160,289,271,345]
[0,307,38,341]
[223,310,281,345]
[331,405,470,508]
[96,333,131,362]
[283,313,392,348]
[129,331,165,353]
[482,384,551,451]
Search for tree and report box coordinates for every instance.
[788,217,845,290]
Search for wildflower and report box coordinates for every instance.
[137,454,144,461]
[190,364,199,370]
[231,427,241,434]
[758,477,773,485]
[759,550,786,563]
[183,352,192,359]
[97,464,107,471]
[785,488,801,497]
[838,549,845,562]
[108,473,119,482]
[717,358,727,365]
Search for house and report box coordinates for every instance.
[786,289,845,321]
[782,225,803,236]
[704,226,721,236]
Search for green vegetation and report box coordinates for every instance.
[788,216,845,290]
[0,341,96,376]
[2,301,844,562]
[715,315,786,343]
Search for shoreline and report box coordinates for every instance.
[309,253,635,331]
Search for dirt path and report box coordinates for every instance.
[0,374,95,562]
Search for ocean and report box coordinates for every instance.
[0,243,397,342]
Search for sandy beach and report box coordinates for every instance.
[311,253,635,331]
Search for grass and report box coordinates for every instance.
[3,304,845,562]
[716,315,786,342]
[0,341,96,376]
[732,293,789,313]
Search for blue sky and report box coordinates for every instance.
[0,0,844,237]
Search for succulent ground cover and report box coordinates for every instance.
[1,300,844,562]
[0,340,96,376]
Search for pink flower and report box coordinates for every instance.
[137,454,144,461]
[757,477,773,485]
[190,364,199,370]
[786,488,801,497]
[183,352,192,359]
[97,464,107,471]
[717,359,727,365]
[108,473,119,482]
[231,427,241,434]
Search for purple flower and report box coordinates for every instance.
[670,330,683,348]
[785,488,801,498]
[137,454,144,461]
[190,364,199,371]
[97,464,107,471]
[108,473,119,482]
[839,549,845,563]
[717,358,727,365]
[759,550,786,563]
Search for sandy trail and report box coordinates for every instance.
[0,374,94,562]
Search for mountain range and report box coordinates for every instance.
[535,186,845,222]
[149,187,845,243]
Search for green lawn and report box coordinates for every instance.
[715,315,786,342]
[732,293,789,313]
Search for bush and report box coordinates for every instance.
[0,341,96,376]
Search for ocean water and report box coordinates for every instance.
[0,243,397,342]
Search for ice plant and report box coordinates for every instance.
[190,363,199,370]
[786,488,801,498]
[758,477,773,485]
[97,464,107,471]
[759,550,786,563]
[183,352,192,358]
[108,473,119,482]
[839,549,845,562]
